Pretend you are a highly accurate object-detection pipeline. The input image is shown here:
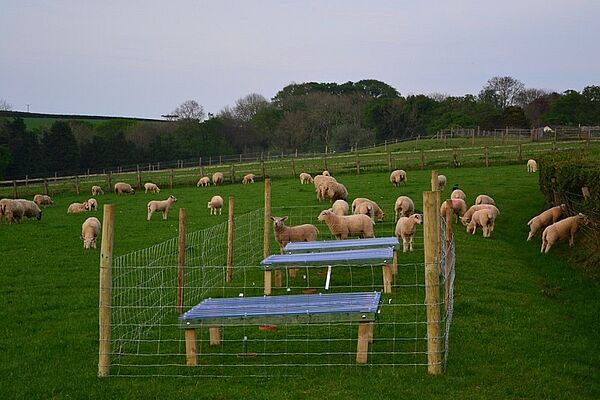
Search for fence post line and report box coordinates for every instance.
[387,152,392,172]
[423,190,442,375]
[263,178,271,260]
[226,197,235,283]
[484,147,489,167]
[76,175,80,195]
[44,178,49,195]
[13,180,17,199]
[177,208,186,315]
[98,204,115,378]
[230,164,235,184]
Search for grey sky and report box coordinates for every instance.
[1,0,599,119]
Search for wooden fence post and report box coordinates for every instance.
[387,152,392,172]
[444,200,454,312]
[98,204,115,378]
[230,164,235,184]
[177,208,186,315]
[227,197,234,283]
[484,147,489,167]
[136,165,142,190]
[13,180,17,199]
[431,170,439,191]
[263,179,271,260]
[355,152,360,175]
[76,175,80,195]
[169,169,174,189]
[44,178,49,195]
[291,159,296,178]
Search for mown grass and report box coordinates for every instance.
[0,164,599,399]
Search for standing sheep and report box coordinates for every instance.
[318,209,375,240]
[466,208,498,238]
[541,213,588,253]
[144,182,161,193]
[321,181,348,202]
[526,204,567,241]
[114,182,135,195]
[197,176,210,187]
[15,199,42,221]
[461,204,499,225]
[33,194,54,206]
[0,198,24,224]
[353,198,384,222]
[270,216,319,254]
[299,172,313,184]
[437,175,447,191]
[242,174,255,184]
[87,198,98,211]
[395,213,422,252]
[440,198,467,222]
[475,194,495,205]
[314,175,337,201]
[81,217,101,249]
[322,170,331,176]
[208,195,224,215]
[394,196,415,221]
[67,201,90,214]
[91,186,104,196]
[332,199,349,216]
[527,159,538,173]
[147,195,177,221]
[450,189,466,202]
[389,169,407,187]
[212,172,224,186]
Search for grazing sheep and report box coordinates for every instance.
[527,159,537,173]
[543,126,553,134]
[81,217,101,249]
[0,198,24,224]
[461,204,499,226]
[475,194,495,205]
[395,214,422,252]
[437,175,447,191]
[270,216,319,254]
[242,173,255,184]
[92,186,104,196]
[352,198,384,222]
[440,198,467,222]
[212,172,224,186]
[527,204,567,241]
[322,170,331,176]
[14,199,42,221]
[33,194,54,206]
[450,189,466,202]
[321,181,348,202]
[394,196,415,221]
[317,209,375,240]
[314,175,337,201]
[147,195,177,221]
[87,198,98,211]
[299,172,313,184]
[144,182,161,193]
[541,213,588,253]
[467,208,498,238]
[332,199,349,216]
[208,195,224,215]
[196,176,210,187]
[390,169,407,187]
[67,201,90,214]
[114,182,135,195]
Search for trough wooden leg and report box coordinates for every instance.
[382,265,393,293]
[264,270,272,295]
[209,327,221,345]
[185,328,197,366]
[356,323,371,364]
[289,267,298,279]
[274,270,282,287]
[392,250,398,275]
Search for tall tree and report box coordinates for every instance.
[172,100,206,122]
[41,121,79,174]
[0,98,12,111]
[479,76,525,109]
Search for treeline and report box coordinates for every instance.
[1,77,599,179]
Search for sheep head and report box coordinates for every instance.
[318,210,332,221]
[270,216,288,230]
[411,214,423,224]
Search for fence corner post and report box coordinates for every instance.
[98,204,115,378]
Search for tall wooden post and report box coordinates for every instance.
[263,179,271,259]
[387,152,392,172]
[420,150,425,170]
[177,208,186,315]
[170,169,174,189]
[98,204,115,377]
[25,175,29,188]
[136,165,142,190]
[355,152,360,175]
[230,164,235,184]
[431,170,439,191]
[13,180,17,199]
[44,178,49,195]
[423,191,442,375]
[75,176,80,195]
[226,197,234,283]
[107,172,112,192]
[484,147,489,167]
[444,200,454,312]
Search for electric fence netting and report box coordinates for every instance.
[104,200,454,377]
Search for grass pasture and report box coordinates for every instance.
[1,165,599,399]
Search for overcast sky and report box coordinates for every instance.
[1,0,599,119]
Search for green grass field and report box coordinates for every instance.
[1,164,599,399]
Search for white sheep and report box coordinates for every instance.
[321,181,348,202]
[395,213,422,252]
[466,208,498,238]
[437,175,447,191]
[543,126,553,134]
[527,204,567,241]
[527,159,537,173]
[114,182,135,195]
[541,213,588,253]
[389,169,407,187]
[332,199,349,216]
[394,196,415,221]
[475,194,495,206]
[147,195,177,221]
[87,198,98,211]
[322,170,331,176]
[212,172,224,186]
[13,199,42,221]
[33,194,54,206]
[352,198,384,222]
[461,204,500,226]
[0,198,24,224]
[318,209,375,240]
[81,217,101,249]
[208,195,224,215]
[314,175,337,201]
[144,182,161,193]
[440,198,467,222]
[242,174,255,184]
[450,189,466,202]
[91,186,104,196]
[196,176,210,187]
[67,201,90,214]
[271,216,319,254]
[299,172,313,185]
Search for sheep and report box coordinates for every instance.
[527,204,567,241]
[321,181,348,202]
[322,170,331,176]
[81,217,101,249]
[242,174,255,184]
[83,198,96,211]
[461,204,499,226]
[352,198,384,222]
[91,186,104,196]
[33,194,54,206]
[270,216,319,254]
[527,159,537,173]
[299,172,313,184]
[144,182,161,193]
[317,209,375,240]
[394,196,415,221]
[541,213,588,253]
[14,199,42,221]
[67,201,90,214]
[467,208,498,238]
[440,198,467,222]
[543,126,553,134]
[475,194,495,206]
[147,195,177,221]
[196,176,210,187]
[0,198,24,224]
[208,195,224,215]
[395,213,422,252]
[212,172,224,186]
[314,175,337,201]
[114,182,134,195]
[390,169,407,187]
[332,199,349,216]
[450,189,466,202]
[437,175,447,191]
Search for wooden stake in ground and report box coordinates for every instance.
[98,204,115,378]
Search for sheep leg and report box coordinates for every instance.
[147,211,152,221]
[162,211,167,220]
[402,238,408,253]
[569,231,575,247]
